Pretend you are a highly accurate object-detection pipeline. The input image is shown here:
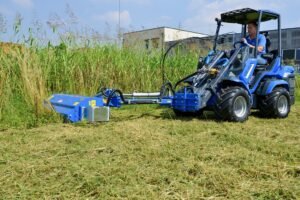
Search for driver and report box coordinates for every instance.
[242,22,267,65]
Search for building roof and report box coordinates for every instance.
[268,26,300,32]
[123,26,208,36]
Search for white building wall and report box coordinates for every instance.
[164,28,207,42]
[123,27,207,51]
[123,28,164,50]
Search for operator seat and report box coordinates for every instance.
[255,34,276,70]
[250,57,278,87]
[256,49,278,70]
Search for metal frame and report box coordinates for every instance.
[216,8,282,63]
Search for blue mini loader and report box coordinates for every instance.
[46,8,295,122]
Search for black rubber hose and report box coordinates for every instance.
[106,89,128,106]
[159,81,175,98]
[95,87,108,97]
[174,71,201,90]
[160,41,182,84]
[160,37,210,90]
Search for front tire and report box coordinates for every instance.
[258,87,290,118]
[214,87,250,122]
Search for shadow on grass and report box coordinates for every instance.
[160,110,222,122]
[109,105,223,122]
[106,104,224,123]
[250,110,266,119]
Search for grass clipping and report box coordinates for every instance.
[0,105,299,199]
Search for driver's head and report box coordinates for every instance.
[247,22,258,37]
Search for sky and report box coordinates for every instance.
[0,0,299,43]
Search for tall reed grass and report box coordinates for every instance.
[0,42,200,128]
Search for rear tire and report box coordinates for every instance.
[258,87,290,118]
[214,87,250,122]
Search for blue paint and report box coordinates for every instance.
[48,94,105,122]
[172,88,200,112]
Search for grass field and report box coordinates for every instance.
[0,102,299,199]
[0,43,299,199]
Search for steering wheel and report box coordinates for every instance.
[233,41,244,49]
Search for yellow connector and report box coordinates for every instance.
[209,68,219,76]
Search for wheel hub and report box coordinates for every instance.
[278,95,288,115]
[233,96,247,118]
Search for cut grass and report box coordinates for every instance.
[0,104,299,199]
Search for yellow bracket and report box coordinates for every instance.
[89,100,96,107]
[209,68,219,76]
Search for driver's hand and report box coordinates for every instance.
[225,49,231,58]
[241,38,247,44]
[241,38,254,48]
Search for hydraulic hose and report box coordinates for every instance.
[159,81,175,98]
[160,41,182,84]
[174,71,201,90]
[95,87,108,97]
[106,89,128,106]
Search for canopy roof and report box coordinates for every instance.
[221,8,279,24]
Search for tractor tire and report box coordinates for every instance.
[258,87,290,118]
[214,87,250,122]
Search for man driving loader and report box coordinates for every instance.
[242,22,267,64]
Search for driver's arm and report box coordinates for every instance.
[257,45,264,52]
[241,38,255,48]
[242,38,265,52]
[257,35,266,53]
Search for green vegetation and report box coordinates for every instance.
[1,43,299,128]
[0,44,199,128]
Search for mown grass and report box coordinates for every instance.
[0,104,299,199]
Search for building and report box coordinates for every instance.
[124,26,300,72]
[123,27,207,51]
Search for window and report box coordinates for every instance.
[218,37,225,44]
[281,31,287,38]
[291,30,300,37]
[296,49,300,61]
[282,49,295,60]
[269,32,278,39]
[145,39,149,50]
[292,39,300,47]
[282,40,288,49]
[151,38,160,49]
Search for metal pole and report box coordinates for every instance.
[213,18,222,52]
[278,14,282,62]
[255,11,263,57]
[118,0,121,46]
